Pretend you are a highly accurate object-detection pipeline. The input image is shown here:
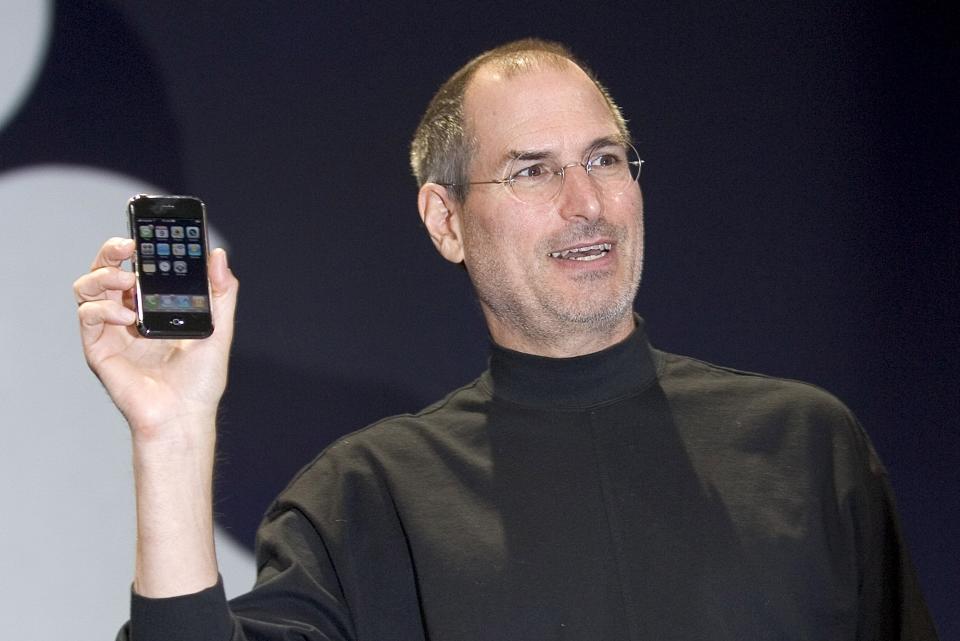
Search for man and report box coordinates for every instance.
[75,39,937,640]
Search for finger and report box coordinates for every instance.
[90,237,135,271]
[73,267,136,304]
[77,299,137,346]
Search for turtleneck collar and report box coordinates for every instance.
[481,316,661,410]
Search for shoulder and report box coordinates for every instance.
[654,349,877,467]
[272,374,492,503]
[655,349,886,495]
[655,348,856,423]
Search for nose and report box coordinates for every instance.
[556,162,603,221]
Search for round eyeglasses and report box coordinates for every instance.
[442,142,643,205]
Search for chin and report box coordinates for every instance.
[550,297,635,331]
[553,279,638,325]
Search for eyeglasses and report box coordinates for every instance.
[442,142,643,205]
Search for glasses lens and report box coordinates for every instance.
[503,143,643,205]
[626,144,643,181]
[505,158,561,205]
[586,143,643,187]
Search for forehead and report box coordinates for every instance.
[463,61,619,164]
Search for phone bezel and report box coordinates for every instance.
[127,194,214,339]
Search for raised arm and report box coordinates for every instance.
[74,237,238,597]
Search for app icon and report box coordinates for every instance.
[143,294,160,310]
[172,243,186,257]
[158,260,171,273]
[191,296,208,310]
[155,226,169,239]
[140,243,155,256]
[187,243,202,257]
[170,226,185,239]
[161,295,176,309]
[156,243,171,257]
[176,295,191,309]
[186,226,200,239]
[173,260,188,274]
[141,261,156,274]
[139,225,154,239]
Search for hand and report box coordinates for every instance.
[74,237,239,444]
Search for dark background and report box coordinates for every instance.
[1,0,955,635]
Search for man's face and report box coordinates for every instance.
[456,62,644,354]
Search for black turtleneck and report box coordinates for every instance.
[125,321,938,641]
[483,316,660,409]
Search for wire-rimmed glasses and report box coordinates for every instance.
[443,141,643,205]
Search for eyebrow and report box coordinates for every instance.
[500,134,627,166]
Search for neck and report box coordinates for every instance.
[484,314,658,409]
[483,308,637,358]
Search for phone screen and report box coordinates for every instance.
[128,195,213,338]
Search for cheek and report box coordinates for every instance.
[460,210,508,278]
[615,189,644,240]
[610,184,643,215]
[462,204,537,265]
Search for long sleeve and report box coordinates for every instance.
[851,433,939,640]
[116,503,356,641]
[117,579,234,641]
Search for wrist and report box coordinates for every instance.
[129,410,217,451]
[131,416,219,598]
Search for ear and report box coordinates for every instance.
[418,183,465,264]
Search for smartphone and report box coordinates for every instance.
[127,194,214,338]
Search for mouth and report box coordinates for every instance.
[548,242,613,262]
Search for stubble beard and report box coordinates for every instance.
[466,216,644,350]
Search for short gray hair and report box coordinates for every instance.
[409,38,631,202]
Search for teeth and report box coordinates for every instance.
[570,253,604,261]
[549,243,612,260]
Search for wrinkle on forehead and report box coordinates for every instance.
[463,63,619,177]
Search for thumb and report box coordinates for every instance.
[207,248,238,342]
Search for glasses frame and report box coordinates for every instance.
[440,142,644,205]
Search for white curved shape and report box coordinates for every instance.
[0,1,52,130]
[0,165,251,639]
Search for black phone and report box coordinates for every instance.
[127,194,214,338]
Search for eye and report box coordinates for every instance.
[511,165,547,179]
[589,152,621,169]
[511,163,551,181]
